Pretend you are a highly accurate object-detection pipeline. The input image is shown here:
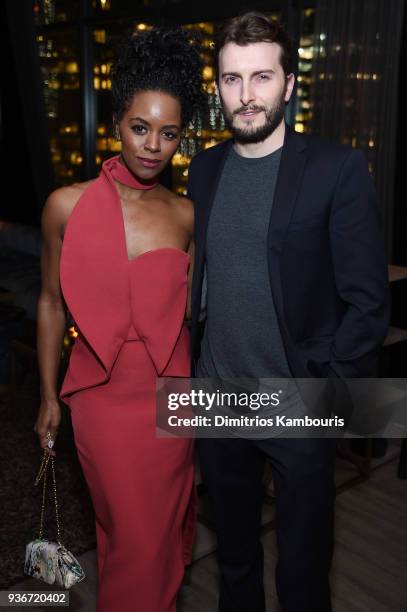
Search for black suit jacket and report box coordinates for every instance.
[187,124,390,379]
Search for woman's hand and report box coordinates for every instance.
[34,399,61,457]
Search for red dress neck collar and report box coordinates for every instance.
[102,154,159,190]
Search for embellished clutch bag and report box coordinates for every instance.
[24,447,86,589]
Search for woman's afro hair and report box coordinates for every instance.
[110,26,206,129]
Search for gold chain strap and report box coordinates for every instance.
[34,449,62,546]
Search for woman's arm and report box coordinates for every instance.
[34,189,69,456]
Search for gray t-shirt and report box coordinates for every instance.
[197,145,292,379]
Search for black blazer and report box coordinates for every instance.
[187,124,390,379]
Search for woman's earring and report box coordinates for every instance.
[114,127,121,141]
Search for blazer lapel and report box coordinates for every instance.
[195,139,233,270]
[266,125,310,376]
[267,124,308,255]
[192,140,232,320]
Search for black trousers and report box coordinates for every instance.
[197,436,337,612]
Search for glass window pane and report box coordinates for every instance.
[91,0,152,17]
[32,0,79,26]
[296,8,315,134]
[93,21,130,168]
[36,29,82,185]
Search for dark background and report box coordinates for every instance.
[1,1,406,269]
[0,0,405,263]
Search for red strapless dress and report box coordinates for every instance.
[58,156,196,612]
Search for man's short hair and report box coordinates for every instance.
[215,12,293,80]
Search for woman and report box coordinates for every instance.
[34,26,204,612]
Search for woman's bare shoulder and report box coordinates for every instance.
[167,188,193,210]
[42,180,96,228]
[172,193,194,234]
[46,179,95,210]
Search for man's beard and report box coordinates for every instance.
[222,87,287,145]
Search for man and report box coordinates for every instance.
[187,11,390,612]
